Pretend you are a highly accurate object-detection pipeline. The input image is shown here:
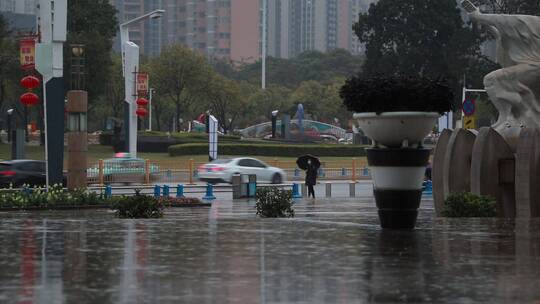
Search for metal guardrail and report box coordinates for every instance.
[86,158,372,186]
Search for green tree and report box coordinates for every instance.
[202,75,245,133]
[149,45,214,132]
[354,0,495,106]
[65,0,118,100]
[289,78,349,125]
[246,85,293,124]
[87,54,124,131]
[0,15,24,127]
[228,49,364,88]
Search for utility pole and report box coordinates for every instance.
[120,9,165,156]
[262,0,267,90]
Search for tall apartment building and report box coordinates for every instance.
[111,0,164,57]
[111,0,370,62]
[0,0,36,15]
[275,0,370,58]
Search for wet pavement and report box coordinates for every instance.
[0,197,539,303]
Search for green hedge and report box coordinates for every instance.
[140,131,242,143]
[169,143,366,157]
[99,131,243,152]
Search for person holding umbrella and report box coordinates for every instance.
[297,155,321,199]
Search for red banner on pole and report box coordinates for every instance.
[137,73,149,97]
[19,37,36,70]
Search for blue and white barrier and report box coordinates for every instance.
[202,183,216,201]
[176,185,185,197]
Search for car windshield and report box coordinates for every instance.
[210,159,232,164]
[0,164,12,170]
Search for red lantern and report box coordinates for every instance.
[20,92,39,106]
[136,107,148,117]
[20,75,40,90]
[136,98,149,106]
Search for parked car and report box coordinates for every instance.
[0,160,66,188]
[197,158,286,184]
[87,153,159,184]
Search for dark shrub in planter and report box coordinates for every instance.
[112,190,164,218]
[442,192,497,217]
[340,74,454,114]
[256,187,294,218]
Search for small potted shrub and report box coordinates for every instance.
[256,187,294,218]
[442,192,497,217]
[341,74,454,229]
[341,74,453,148]
[112,189,164,218]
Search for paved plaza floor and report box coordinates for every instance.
[0,196,539,303]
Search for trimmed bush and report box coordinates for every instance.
[256,187,294,218]
[340,74,454,114]
[169,143,366,157]
[111,189,164,218]
[99,132,115,145]
[101,131,243,152]
[442,192,497,217]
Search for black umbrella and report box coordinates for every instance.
[296,154,321,170]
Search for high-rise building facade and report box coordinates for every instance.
[111,0,165,57]
[111,0,370,61]
[272,0,371,59]
[0,0,36,15]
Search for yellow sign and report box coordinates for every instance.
[464,116,476,129]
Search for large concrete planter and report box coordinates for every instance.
[354,112,439,148]
[367,148,431,229]
[355,111,438,229]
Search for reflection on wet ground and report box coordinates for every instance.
[0,198,539,303]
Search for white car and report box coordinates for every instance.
[197,158,286,184]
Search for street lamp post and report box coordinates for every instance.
[6,109,13,143]
[261,0,267,90]
[271,110,278,138]
[120,9,164,157]
[147,88,155,131]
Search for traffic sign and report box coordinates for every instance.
[463,99,476,116]
[464,116,476,129]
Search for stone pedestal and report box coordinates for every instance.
[515,129,540,218]
[432,129,451,217]
[442,128,476,198]
[433,127,540,219]
[470,128,515,217]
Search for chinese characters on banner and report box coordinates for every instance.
[19,38,36,70]
[137,73,149,97]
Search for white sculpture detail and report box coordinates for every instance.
[462,1,540,138]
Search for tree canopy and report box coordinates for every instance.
[222,49,364,88]
[354,0,497,106]
[0,15,23,120]
[65,0,118,100]
[148,45,214,132]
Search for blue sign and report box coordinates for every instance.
[463,99,475,116]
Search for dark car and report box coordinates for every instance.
[0,160,55,188]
